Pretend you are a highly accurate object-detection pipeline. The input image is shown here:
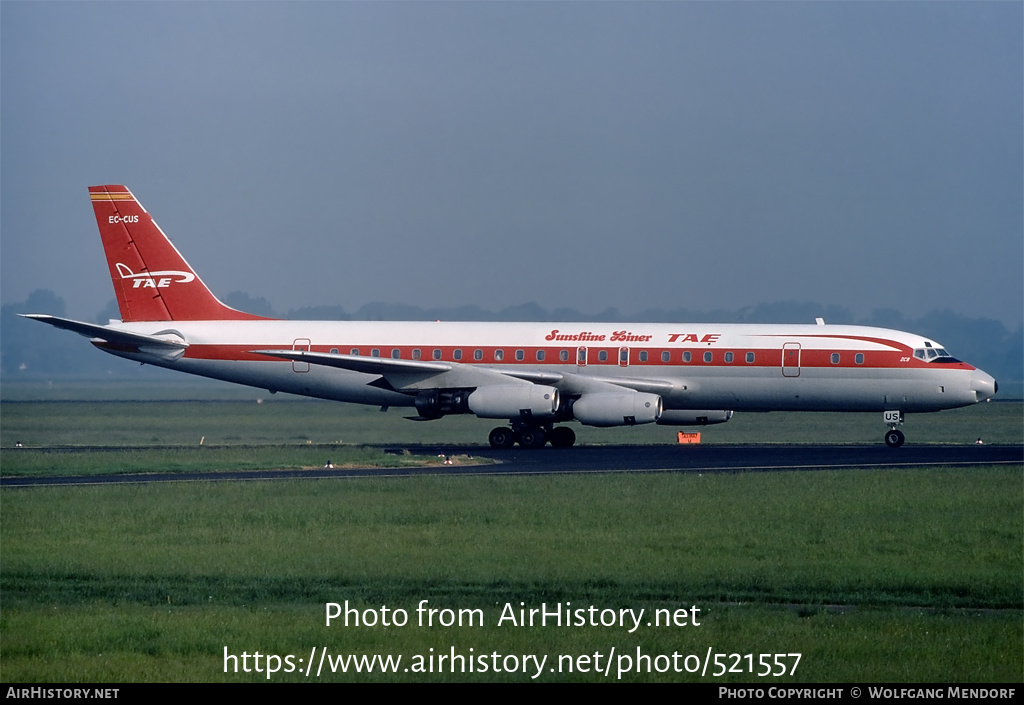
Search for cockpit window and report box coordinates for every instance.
[914,347,959,363]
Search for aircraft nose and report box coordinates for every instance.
[971,371,997,402]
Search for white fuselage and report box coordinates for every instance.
[96,319,996,415]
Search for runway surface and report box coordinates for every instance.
[2,443,1020,487]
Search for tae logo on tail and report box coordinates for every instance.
[115,263,195,289]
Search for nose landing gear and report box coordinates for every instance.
[883,410,905,447]
[884,428,906,448]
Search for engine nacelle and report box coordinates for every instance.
[656,410,733,426]
[572,392,662,427]
[414,388,473,419]
[467,385,560,420]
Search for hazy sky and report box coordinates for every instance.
[2,1,1021,327]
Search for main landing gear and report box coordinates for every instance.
[488,424,576,449]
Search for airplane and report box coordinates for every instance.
[23,185,998,449]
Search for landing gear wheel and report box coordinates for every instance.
[488,427,516,449]
[517,427,547,449]
[548,426,576,448]
[884,429,905,448]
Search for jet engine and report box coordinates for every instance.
[656,410,733,426]
[414,388,472,419]
[571,392,662,427]
[468,385,560,419]
[415,385,561,421]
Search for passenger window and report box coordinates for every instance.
[724,352,734,363]
[391,349,400,359]
[412,349,421,360]
[494,349,504,361]
[745,352,754,363]
[639,351,648,362]
[453,349,463,361]
[619,349,628,363]
[831,353,840,364]
[537,350,545,361]
[560,350,569,362]
[683,351,692,363]
[371,348,380,357]
[703,351,712,363]
[474,349,483,361]
[661,351,670,362]
[432,349,441,360]
[515,350,525,361]
[330,348,339,354]
[855,353,864,365]
[598,350,608,362]
[351,349,359,356]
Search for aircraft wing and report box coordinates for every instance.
[491,369,676,395]
[252,349,676,396]
[253,348,518,390]
[252,349,452,376]
[21,314,189,352]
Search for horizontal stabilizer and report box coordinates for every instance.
[20,314,188,350]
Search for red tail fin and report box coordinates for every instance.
[89,185,270,322]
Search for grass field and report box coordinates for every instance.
[1,382,1021,682]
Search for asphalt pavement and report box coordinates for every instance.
[2,443,1020,487]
